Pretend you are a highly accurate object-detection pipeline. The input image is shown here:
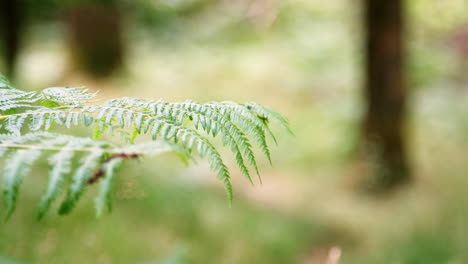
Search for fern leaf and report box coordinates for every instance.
[0,89,38,112]
[3,149,41,219]
[94,158,122,217]
[58,149,105,215]
[245,103,293,135]
[37,143,77,220]
[0,74,14,89]
[40,87,98,106]
[170,102,260,181]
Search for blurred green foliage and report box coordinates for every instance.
[0,164,322,264]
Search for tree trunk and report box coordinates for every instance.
[362,0,410,191]
[64,4,124,78]
[0,0,24,78]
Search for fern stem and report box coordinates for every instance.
[0,107,81,120]
[0,143,117,154]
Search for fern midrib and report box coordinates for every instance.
[0,106,81,121]
[0,143,114,153]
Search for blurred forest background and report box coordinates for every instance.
[2,0,468,263]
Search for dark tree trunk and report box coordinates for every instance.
[0,0,24,78]
[362,0,410,191]
[65,4,124,78]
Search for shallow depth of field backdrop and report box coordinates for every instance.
[2,0,468,263]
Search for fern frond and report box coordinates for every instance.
[3,149,41,219]
[94,158,122,217]
[245,102,293,135]
[0,99,285,198]
[0,88,38,112]
[136,100,258,183]
[37,142,77,220]
[0,132,188,219]
[0,103,257,185]
[39,87,98,106]
[0,74,14,89]
[85,99,281,182]
[0,75,290,217]
[0,82,96,115]
[58,148,105,215]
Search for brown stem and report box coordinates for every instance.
[87,153,139,184]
